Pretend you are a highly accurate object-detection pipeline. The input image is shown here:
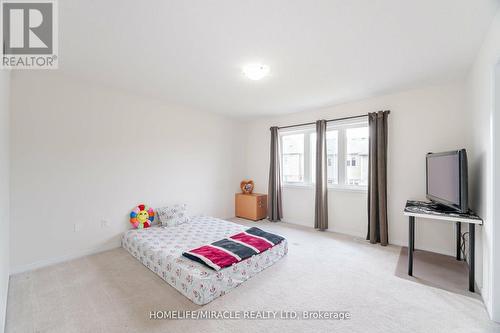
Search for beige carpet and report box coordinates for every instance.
[395,247,480,299]
[6,219,500,333]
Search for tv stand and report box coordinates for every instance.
[403,200,482,292]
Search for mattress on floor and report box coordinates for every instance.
[122,216,288,305]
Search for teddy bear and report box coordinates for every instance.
[240,180,255,194]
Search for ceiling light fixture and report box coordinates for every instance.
[242,63,270,80]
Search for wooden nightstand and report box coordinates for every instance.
[235,193,267,221]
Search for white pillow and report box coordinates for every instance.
[156,204,190,227]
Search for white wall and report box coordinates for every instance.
[0,71,11,333]
[244,81,469,255]
[465,8,500,321]
[10,72,244,273]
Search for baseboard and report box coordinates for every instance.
[278,219,462,257]
[390,238,456,257]
[10,242,121,275]
[327,226,365,239]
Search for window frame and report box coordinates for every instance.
[327,118,368,191]
[279,117,369,192]
[279,126,316,186]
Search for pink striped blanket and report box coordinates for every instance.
[182,227,285,271]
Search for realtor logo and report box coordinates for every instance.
[1,0,58,69]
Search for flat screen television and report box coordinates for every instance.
[426,149,468,213]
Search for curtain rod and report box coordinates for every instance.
[277,113,367,130]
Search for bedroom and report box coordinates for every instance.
[1,0,500,332]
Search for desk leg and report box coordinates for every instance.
[411,221,415,252]
[456,222,461,261]
[408,216,415,276]
[469,223,475,292]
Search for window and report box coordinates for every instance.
[280,118,368,189]
[282,133,304,183]
[309,131,338,185]
[345,127,369,186]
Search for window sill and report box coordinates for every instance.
[328,185,368,193]
[282,183,367,193]
[282,183,314,189]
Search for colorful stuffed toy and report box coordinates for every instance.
[130,204,154,229]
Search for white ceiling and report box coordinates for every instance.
[59,0,499,117]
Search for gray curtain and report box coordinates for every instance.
[268,126,283,221]
[314,120,328,231]
[367,111,389,245]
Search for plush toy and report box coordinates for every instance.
[130,204,154,229]
[240,180,255,194]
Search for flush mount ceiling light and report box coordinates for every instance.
[242,63,270,80]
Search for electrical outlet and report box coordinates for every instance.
[74,223,81,232]
[101,219,109,228]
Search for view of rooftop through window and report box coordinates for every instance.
[310,131,339,184]
[282,133,304,183]
[346,127,369,186]
[280,120,368,188]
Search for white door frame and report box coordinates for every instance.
[492,62,500,322]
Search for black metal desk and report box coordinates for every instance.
[404,200,483,292]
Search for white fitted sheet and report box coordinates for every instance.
[122,216,288,305]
